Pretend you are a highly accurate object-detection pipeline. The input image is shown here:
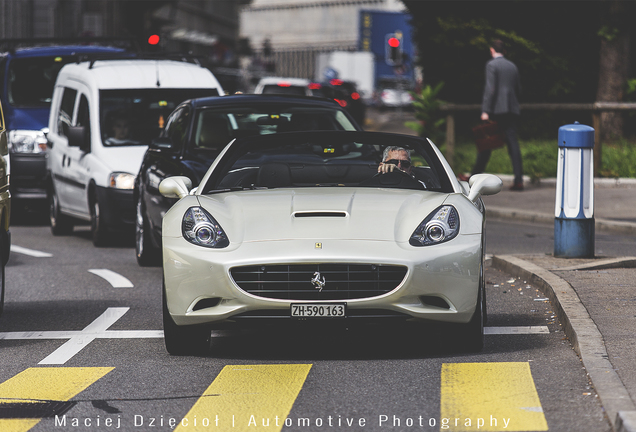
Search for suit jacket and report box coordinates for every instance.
[481,56,521,115]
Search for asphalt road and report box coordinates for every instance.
[0,215,629,431]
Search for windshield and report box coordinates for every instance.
[101,88,219,146]
[201,132,451,194]
[7,56,76,107]
[261,85,307,96]
[190,106,357,152]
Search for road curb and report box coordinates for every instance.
[486,207,636,235]
[491,255,636,432]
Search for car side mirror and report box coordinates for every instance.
[467,173,502,202]
[68,126,90,152]
[150,137,177,152]
[159,176,192,199]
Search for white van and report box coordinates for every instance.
[46,58,223,246]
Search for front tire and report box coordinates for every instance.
[163,284,210,355]
[135,193,161,266]
[459,287,485,352]
[90,193,109,247]
[49,189,74,236]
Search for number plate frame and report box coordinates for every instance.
[290,303,346,319]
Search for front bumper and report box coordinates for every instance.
[95,186,135,230]
[10,152,47,200]
[163,234,482,327]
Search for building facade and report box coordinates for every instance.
[239,0,406,79]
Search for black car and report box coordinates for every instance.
[314,79,367,126]
[134,94,362,266]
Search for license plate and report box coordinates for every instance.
[291,303,346,318]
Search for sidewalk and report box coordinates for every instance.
[485,177,636,432]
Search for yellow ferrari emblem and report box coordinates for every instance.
[315,242,322,249]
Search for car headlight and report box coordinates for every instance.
[8,130,48,154]
[182,206,229,248]
[109,172,135,189]
[409,205,460,246]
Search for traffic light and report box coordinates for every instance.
[385,32,403,66]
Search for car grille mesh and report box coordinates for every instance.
[230,264,407,300]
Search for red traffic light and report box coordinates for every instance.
[388,37,400,48]
[148,34,160,45]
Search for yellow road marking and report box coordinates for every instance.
[177,364,312,431]
[440,362,548,431]
[0,367,114,432]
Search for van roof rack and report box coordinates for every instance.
[77,52,204,69]
[0,37,138,53]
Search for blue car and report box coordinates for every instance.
[0,42,126,209]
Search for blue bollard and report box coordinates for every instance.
[554,122,595,258]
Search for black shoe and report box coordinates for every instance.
[509,182,524,191]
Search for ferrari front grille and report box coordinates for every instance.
[230,263,408,300]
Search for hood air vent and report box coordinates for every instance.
[293,212,347,218]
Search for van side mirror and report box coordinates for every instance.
[68,126,90,152]
[150,137,177,152]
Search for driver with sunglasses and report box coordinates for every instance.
[378,146,413,175]
[377,145,428,189]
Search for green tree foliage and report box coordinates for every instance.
[405,82,446,143]
[402,1,603,105]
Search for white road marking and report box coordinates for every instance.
[88,269,134,288]
[10,245,53,257]
[0,307,161,365]
[0,304,547,365]
[485,326,550,335]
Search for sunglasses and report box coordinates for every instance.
[385,159,411,168]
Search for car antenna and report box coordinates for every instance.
[155,60,161,87]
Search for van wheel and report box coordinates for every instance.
[90,194,109,247]
[135,194,161,266]
[49,190,74,235]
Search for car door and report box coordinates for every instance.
[63,91,93,216]
[48,86,78,214]
[144,105,192,239]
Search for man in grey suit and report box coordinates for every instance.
[472,39,524,191]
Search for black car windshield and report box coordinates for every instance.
[201,132,452,194]
[7,56,77,107]
[261,85,307,96]
[101,88,219,147]
[190,106,357,152]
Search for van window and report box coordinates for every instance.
[77,94,91,140]
[7,56,72,107]
[100,88,219,147]
[58,87,77,137]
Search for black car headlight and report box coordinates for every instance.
[409,205,460,246]
[182,207,229,248]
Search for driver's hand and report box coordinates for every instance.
[378,162,398,174]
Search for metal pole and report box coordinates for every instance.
[592,112,602,176]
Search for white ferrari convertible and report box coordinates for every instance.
[159,131,502,355]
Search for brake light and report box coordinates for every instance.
[335,99,347,107]
[277,81,291,87]
[351,92,360,100]
[330,79,343,86]
[308,82,322,90]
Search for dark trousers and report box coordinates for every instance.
[472,113,523,184]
